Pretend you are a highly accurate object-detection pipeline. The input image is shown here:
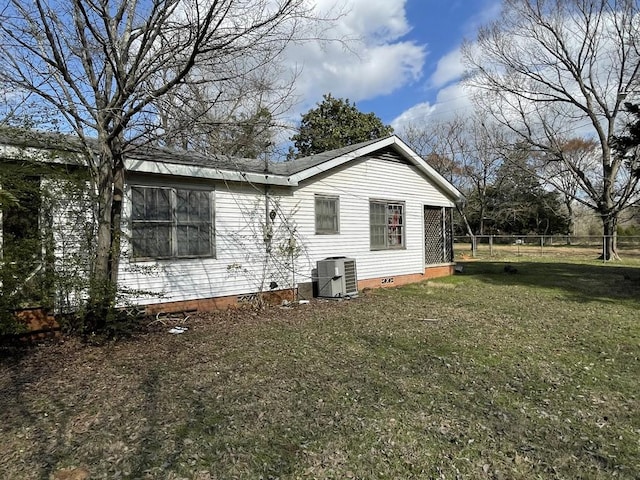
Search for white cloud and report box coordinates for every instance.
[392,82,475,133]
[392,0,502,134]
[390,102,435,131]
[312,0,412,43]
[429,48,464,89]
[293,42,425,102]
[423,1,501,91]
[462,0,502,36]
[285,0,427,113]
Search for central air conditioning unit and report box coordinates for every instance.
[317,257,358,298]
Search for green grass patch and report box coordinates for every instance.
[1,260,639,479]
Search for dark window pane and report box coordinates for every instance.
[315,196,339,233]
[177,225,188,256]
[177,225,210,256]
[151,189,171,220]
[133,187,171,221]
[370,202,386,248]
[370,225,385,248]
[196,224,211,255]
[132,224,171,257]
[193,191,210,221]
[132,187,145,220]
[177,190,210,222]
[176,190,189,222]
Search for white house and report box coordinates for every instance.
[1,132,463,314]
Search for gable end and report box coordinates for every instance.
[366,146,411,165]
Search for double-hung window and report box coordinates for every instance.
[131,186,214,259]
[370,200,405,249]
[315,195,339,234]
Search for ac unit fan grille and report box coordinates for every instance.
[343,260,357,293]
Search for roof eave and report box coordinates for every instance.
[287,136,396,185]
[287,136,464,203]
[125,159,292,186]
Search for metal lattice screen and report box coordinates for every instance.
[444,208,453,262]
[424,207,453,264]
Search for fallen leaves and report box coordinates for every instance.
[1,261,639,478]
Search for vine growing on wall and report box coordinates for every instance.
[225,195,308,307]
[0,156,94,335]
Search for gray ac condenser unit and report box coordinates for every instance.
[317,257,358,298]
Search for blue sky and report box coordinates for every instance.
[361,0,499,124]
[285,0,502,133]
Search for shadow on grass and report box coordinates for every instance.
[458,260,640,304]
[1,346,84,479]
[2,292,638,478]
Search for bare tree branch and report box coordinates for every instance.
[463,0,640,259]
[0,0,324,326]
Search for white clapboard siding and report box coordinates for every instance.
[118,150,456,306]
[43,177,93,311]
[118,181,292,305]
[282,154,455,282]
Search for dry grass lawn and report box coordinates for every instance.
[1,259,639,479]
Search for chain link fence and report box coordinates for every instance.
[453,235,640,261]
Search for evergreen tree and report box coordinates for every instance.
[484,150,569,235]
[613,102,640,177]
[290,94,393,158]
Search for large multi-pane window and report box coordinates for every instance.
[315,195,339,234]
[131,186,214,259]
[370,200,405,249]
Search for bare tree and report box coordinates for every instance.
[463,0,640,259]
[541,137,600,236]
[401,114,507,235]
[403,117,466,186]
[465,120,512,235]
[0,0,313,326]
[153,37,300,158]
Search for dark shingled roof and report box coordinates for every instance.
[268,137,386,176]
[125,136,388,176]
[125,145,270,174]
[1,129,463,201]
[0,128,86,153]
[0,127,390,177]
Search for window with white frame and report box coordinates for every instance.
[370,200,405,249]
[315,195,339,234]
[131,186,214,259]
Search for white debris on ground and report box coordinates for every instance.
[168,326,188,334]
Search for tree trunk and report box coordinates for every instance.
[87,139,123,331]
[565,201,574,238]
[93,154,113,288]
[601,213,619,261]
[599,155,620,261]
[456,204,475,241]
[109,155,125,286]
